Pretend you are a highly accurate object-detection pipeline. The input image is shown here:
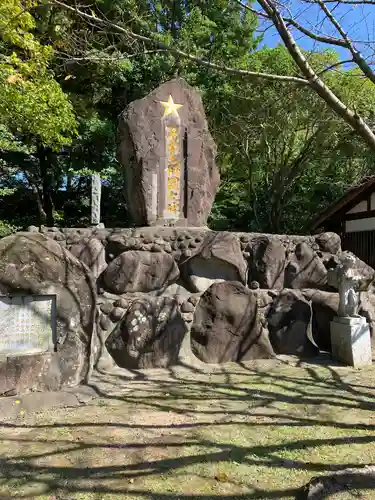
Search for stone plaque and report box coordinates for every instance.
[0,295,56,355]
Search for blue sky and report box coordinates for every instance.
[254,0,375,64]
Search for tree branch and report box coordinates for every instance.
[51,0,309,85]
[316,0,375,85]
[316,59,354,76]
[257,0,375,152]
[55,49,169,63]
[304,0,375,4]
[234,0,348,47]
[49,0,375,154]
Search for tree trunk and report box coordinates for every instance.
[31,185,47,226]
[37,145,55,227]
[66,173,74,193]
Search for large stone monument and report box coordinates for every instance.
[118,78,220,227]
[329,252,373,367]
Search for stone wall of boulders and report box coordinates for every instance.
[28,225,344,292]
[0,226,374,392]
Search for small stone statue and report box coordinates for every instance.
[335,252,362,317]
[329,252,373,367]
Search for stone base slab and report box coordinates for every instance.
[330,316,372,367]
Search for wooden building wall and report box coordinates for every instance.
[342,230,375,269]
[339,189,375,268]
[311,179,375,269]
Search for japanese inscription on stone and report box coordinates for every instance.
[160,95,184,220]
[0,295,55,355]
[165,126,181,216]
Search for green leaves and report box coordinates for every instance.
[0,0,76,150]
[0,0,52,72]
[0,69,76,149]
[209,46,375,233]
[0,0,373,234]
[67,114,117,176]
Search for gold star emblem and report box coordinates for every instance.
[159,95,183,118]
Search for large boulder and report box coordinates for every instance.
[250,236,286,289]
[352,256,375,290]
[181,232,247,293]
[102,251,179,294]
[190,281,275,363]
[69,237,107,279]
[105,296,187,368]
[314,232,341,254]
[284,242,327,289]
[93,295,130,371]
[298,466,375,499]
[0,232,96,393]
[266,289,318,357]
[118,77,220,227]
[302,289,337,353]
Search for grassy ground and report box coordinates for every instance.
[0,358,375,499]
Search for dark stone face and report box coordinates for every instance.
[117,77,220,227]
[105,296,187,369]
[284,242,328,289]
[267,290,319,357]
[190,281,276,363]
[251,237,286,289]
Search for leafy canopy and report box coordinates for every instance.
[0,0,76,150]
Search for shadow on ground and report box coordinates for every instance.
[0,358,375,499]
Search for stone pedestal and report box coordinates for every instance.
[330,316,372,367]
